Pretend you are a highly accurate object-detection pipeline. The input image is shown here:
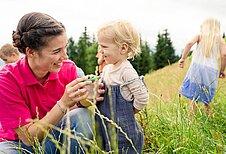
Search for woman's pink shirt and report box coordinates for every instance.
[0,57,77,141]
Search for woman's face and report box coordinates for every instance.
[28,32,68,77]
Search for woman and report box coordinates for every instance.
[0,12,104,153]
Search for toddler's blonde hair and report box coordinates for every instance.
[200,17,221,57]
[97,20,141,59]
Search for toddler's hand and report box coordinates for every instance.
[96,82,105,102]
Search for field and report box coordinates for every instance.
[140,57,226,153]
[1,58,225,154]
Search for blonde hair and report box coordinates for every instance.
[200,17,221,57]
[0,43,19,58]
[97,20,141,59]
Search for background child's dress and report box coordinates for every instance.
[180,39,219,104]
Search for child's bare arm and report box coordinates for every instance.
[181,35,199,59]
[178,35,199,68]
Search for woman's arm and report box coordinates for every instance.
[15,102,68,146]
[15,76,92,146]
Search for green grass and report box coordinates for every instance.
[3,58,226,154]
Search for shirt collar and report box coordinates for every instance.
[20,57,59,85]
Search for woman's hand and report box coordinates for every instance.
[84,79,105,102]
[79,81,105,106]
[58,76,93,109]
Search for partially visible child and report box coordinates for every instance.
[178,17,226,115]
[96,45,107,74]
[0,43,21,64]
[96,20,149,153]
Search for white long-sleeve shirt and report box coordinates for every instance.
[101,60,149,110]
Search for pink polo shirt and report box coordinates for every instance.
[0,57,77,141]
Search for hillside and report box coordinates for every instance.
[141,57,226,153]
[144,57,226,105]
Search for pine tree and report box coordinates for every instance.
[76,27,90,70]
[67,37,77,63]
[130,40,153,75]
[67,27,98,74]
[84,44,98,74]
[153,29,179,70]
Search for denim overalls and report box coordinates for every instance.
[96,81,144,154]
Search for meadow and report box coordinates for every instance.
[140,57,226,153]
[1,58,225,154]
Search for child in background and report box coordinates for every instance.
[96,45,107,74]
[178,17,226,115]
[0,43,21,64]
[96,20,149,153]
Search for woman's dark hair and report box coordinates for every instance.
[12,12,65,54]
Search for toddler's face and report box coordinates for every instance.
[97,35,125,65]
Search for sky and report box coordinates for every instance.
[0,0,226,67]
